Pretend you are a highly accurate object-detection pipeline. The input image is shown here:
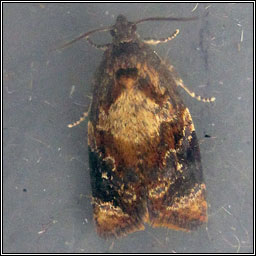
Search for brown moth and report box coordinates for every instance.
[67,14,215,239]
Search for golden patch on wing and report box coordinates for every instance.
[96,86,177,168]
[97,90,175,143]
[98,90,161,142]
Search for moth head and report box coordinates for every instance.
[110,15,137,44]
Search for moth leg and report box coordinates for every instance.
[160,58,216,102]
[86,38,110,51]
[67,100,92,128]
[142,29,179,45]
[175,77,216,102]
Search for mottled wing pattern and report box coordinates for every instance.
[88,42,207,238]
[88,146,146,238]
[88,67,149,238]
[146,107,208,230]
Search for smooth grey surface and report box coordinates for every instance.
[3,3,253,253]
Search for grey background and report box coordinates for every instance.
[3,3,253,253]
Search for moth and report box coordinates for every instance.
[67,14,215,239]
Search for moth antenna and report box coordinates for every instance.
[143,29,179,45]
[135,16,198,25]
[68,101,92,128]
[53,26,112,51]
[87,38,110,51]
